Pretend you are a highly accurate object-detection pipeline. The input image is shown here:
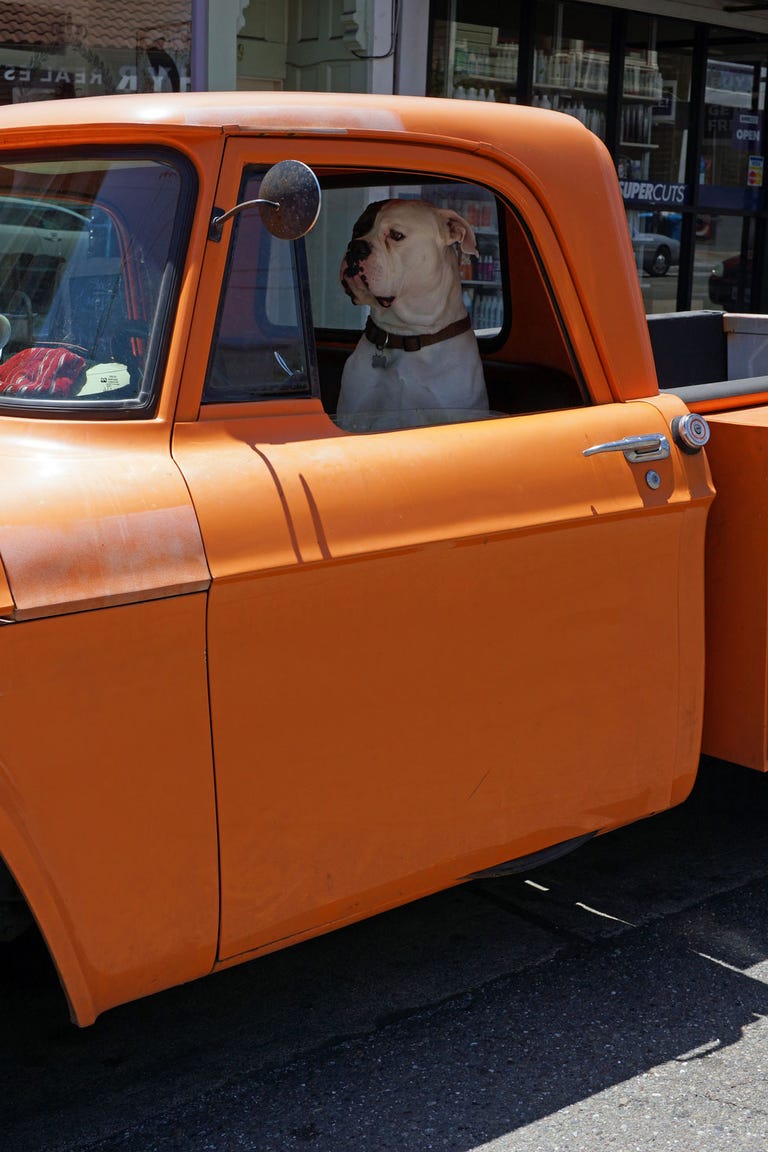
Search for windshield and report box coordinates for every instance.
[0,151,193,414]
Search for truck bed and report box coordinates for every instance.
[649,309,768,413]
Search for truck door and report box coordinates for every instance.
[172,142,714,963]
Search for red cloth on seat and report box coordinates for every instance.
[0,347,86,397]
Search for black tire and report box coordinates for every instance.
[647,245,671,277]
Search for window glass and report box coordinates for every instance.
[693,30,768,312]
[0,4,191,103]
[0,152,191,412]
[619,15,695,314]
[533,1,611,140]
[694,215,755,311]
[308,178,503,431]
[203,169,312,403]
[305,173,582,431]
[307,180,504,338]
[701,33,767,214]
[429,0,521,104]
[205,166,582,430]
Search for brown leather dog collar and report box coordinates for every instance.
[364,314,472,353]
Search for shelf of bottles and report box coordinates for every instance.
[456,197,504,332]
[450,38,519,103]
[532,38,608,138]
[620,52,664,158]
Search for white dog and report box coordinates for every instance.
[337,199,488,430]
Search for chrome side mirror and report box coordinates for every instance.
[209,159,321,242]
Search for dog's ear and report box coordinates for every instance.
[437,209,479,257]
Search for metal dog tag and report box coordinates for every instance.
[372,349,388,368]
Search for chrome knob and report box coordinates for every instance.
[672,413,710,453]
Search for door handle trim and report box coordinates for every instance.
[583,433,671,463]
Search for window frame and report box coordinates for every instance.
[202,165,319,406]
[0,145,197,420]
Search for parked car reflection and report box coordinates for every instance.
[709,254,752,308]
[631,229,680,277]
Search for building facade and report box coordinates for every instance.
[2,1,768,312]
[426,1,768,313]
[0,1,196,98]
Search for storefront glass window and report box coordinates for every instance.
[692,31,768,312]
[0,2,191,103]
[428,1,768,313]
[429,0,521,104]
[694,214,755,310]
[620,15,695,314]
[700,34,766,214]
[533,1,611,139]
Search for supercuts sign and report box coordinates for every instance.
[620,180,687,206]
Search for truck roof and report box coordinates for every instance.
[0,89,601,164]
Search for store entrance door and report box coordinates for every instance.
[285,0,369,91]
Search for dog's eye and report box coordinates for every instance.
[389,229,405,241]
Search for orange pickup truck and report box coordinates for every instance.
[0,91,761,1025]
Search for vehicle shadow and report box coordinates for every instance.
[89,888,768,1151]
[3,757,768,1151]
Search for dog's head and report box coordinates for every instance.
[339,199,478,322]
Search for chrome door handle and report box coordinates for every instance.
[583,433,671,463]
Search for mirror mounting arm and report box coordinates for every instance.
[208,198,279,242]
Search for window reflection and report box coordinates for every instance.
[693,216,755,311]
[619,15,694,314]
[700,38,766,214]
[0,5,191,102]
[204,171,310,404]
[429,2,521,103]
[0,154,188,411]
[429,2,768,313]
[533,1,611,139]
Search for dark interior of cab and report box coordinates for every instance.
[315,344,584,418]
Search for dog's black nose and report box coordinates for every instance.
[346,238,370,265]
[343,238,371,281]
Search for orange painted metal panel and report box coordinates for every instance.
[0,594,218,1023]
[173,394,712,963]
[702,408,768,770]
[0,418,209,619]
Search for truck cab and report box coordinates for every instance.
[0,93,720,1023]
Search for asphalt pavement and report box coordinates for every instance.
[4,756,768,1151]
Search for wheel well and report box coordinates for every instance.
[0,828,98,1025]
[0,854,34,941]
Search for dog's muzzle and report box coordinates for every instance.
[344,238,371,278]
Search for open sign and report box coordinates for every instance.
[735,112,762,150]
